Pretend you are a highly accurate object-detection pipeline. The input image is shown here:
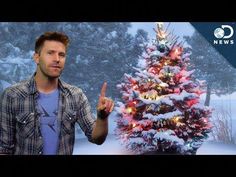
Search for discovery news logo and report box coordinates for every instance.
[213,25,234,45]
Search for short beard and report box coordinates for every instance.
[38,65,62,80]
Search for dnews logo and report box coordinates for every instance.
[213,25,234,45]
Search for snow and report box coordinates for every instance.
[139,96,173,106]
[153,130,185,145]
[73,135,236,155]
[143,110,182,121]
[0,80,11,89]
[135,72,149,79]
[73,134,131,155]
[133,126,143,132]
[128,137,145,145]
[197,141,236,155]
[201,92,236,100]
[180,80,193,87]
[169,90,199,101]
[133,67,162,83]
[150,50,161,57]
[192,103,211,110]
[142,129,156,137]
[73,93,236,155]
[137,58,147,69]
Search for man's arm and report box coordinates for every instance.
[91,117,108,145]
[77,82,113,145]
[91,82,114,145]
[0,89,16,154]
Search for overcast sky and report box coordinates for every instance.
[128,22,195,40]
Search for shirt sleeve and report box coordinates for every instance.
[76,90,96,143]
[0,89,16,154]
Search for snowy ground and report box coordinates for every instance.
[197,141,236,155]
[73,134,236,155]
[73,97,236,155]
[73,134,131,155]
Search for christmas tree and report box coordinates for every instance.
[115,23,212,155]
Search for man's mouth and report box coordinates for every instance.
[50,65,61,69]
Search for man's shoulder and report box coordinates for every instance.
[60,80,84,95]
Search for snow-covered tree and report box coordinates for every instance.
[115,23,212,155]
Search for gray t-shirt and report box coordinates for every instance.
[38,89,59,155]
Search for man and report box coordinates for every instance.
[0,32,114,155]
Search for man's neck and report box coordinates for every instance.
[34,72,59,94]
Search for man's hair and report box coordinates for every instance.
[35,31,70,54]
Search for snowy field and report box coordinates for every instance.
[73,123,236,155]
[73,134,130,155]
[73,134,236,155]
[197,141,236,155]
[73,96,236,155]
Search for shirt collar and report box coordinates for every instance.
[27,73,70,96]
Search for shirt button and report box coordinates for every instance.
[69,117,72,120]
[39,151,42,154]
[39,136,42,139]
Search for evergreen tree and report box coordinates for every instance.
[115,23,212,154]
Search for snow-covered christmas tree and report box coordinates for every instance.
[115,23,212,155]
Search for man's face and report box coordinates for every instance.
[34,40,66,79]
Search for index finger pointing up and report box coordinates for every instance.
[100,82,107,97]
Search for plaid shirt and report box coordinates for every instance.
[0,75,96,155]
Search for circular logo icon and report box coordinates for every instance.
[214,28,225,39]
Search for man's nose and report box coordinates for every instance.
[54,54,60,62]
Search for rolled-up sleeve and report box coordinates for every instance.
[0,89,16,154]
[76,91,96,143]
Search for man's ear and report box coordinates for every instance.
[33,52,40,64]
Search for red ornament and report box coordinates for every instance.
[127,100,138,107]
[174,73,182,82]
[174,88,180,94]
[186,99,198,107]
[132,85,138,90]
[148,67,158,74]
